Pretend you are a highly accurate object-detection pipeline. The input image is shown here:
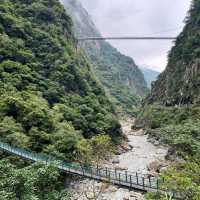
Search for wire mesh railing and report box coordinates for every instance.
[0,141,164,192]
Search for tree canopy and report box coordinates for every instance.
[0,0,122,160]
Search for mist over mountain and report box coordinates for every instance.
[61,0,148,115]
[136,2,200,199]
[148,0,200,105]
[1,0,200,199]
[140,66,160,88]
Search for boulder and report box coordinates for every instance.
[147,161,162,173]
[129,144,134,149]
[121,144,132,151]
[116,147,127,155]
[108,185,118,192]
[147,137,156,143]
[112,158,120,164]
[159,166,168,173]
[130,191,145,200]
[115,165,128,171]
[146,171,158,178]
[165,147,185,163]
[154,141,160,146]
[131,129,144,136]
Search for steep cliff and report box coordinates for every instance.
[0,0,121,160]
[137,2,200,199]
[61,0,148,115]
[148,0,200,105]
[140,66,160,88]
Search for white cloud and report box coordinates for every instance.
[80,0,191,71]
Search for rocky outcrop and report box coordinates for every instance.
[140,66,160,89]
[61,0,149,113]
[147,0,200,105]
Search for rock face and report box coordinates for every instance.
[112,158,120,164]
[60,0,149,113]
[140,66,160,89]
[147,1,200,105]
[147,161,164,174]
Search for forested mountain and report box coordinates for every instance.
[61,0,148,115]
[140,66,160,88]
[0,0,121,158]
[0,0,123,198]
[136,1,200,199]
[148,0,200,105]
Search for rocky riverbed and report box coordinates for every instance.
[69,118,169,200]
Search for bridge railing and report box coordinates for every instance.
[0,141,164,191]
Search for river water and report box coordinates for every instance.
[70,118,168,200]
[117,119,168,174]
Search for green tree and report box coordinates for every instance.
[0,159,71,200]
[89,135,115,166]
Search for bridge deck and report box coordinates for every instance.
[0,142,174,195]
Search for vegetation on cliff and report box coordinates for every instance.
[138,105,200,199]
[0,160,71,200]
[140,66,160,89]
[0,0,121,157]
[0,0,122,198]
[137,0,200,199]
[137,105,200,158]
[62,0,148,116]
[148,0,200,105]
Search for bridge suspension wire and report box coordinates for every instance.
[78,36,177,41]
[0,141,181,198]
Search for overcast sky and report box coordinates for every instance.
[80,0,191,72]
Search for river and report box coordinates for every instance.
[70,118,169,200]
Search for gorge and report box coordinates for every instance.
[0,0,199,200]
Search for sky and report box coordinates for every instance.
[80,0,191,72]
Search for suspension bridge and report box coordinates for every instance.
[0,35,178,197]
[78,36,176,41]
[0,141,180,198]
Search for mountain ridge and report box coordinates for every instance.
[137,2,200,198]
[61,0,148,115]
[147,0,200,105]
[0,0,121,159]
[139,66,160,88]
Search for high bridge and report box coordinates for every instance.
[78,36,176,41]
[0,141,178,198]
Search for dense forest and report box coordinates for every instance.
[0,0,122,154]
[61,0,148,115]
[136,0,200,199]
[1,0,200,199]
[0,0,122,198]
